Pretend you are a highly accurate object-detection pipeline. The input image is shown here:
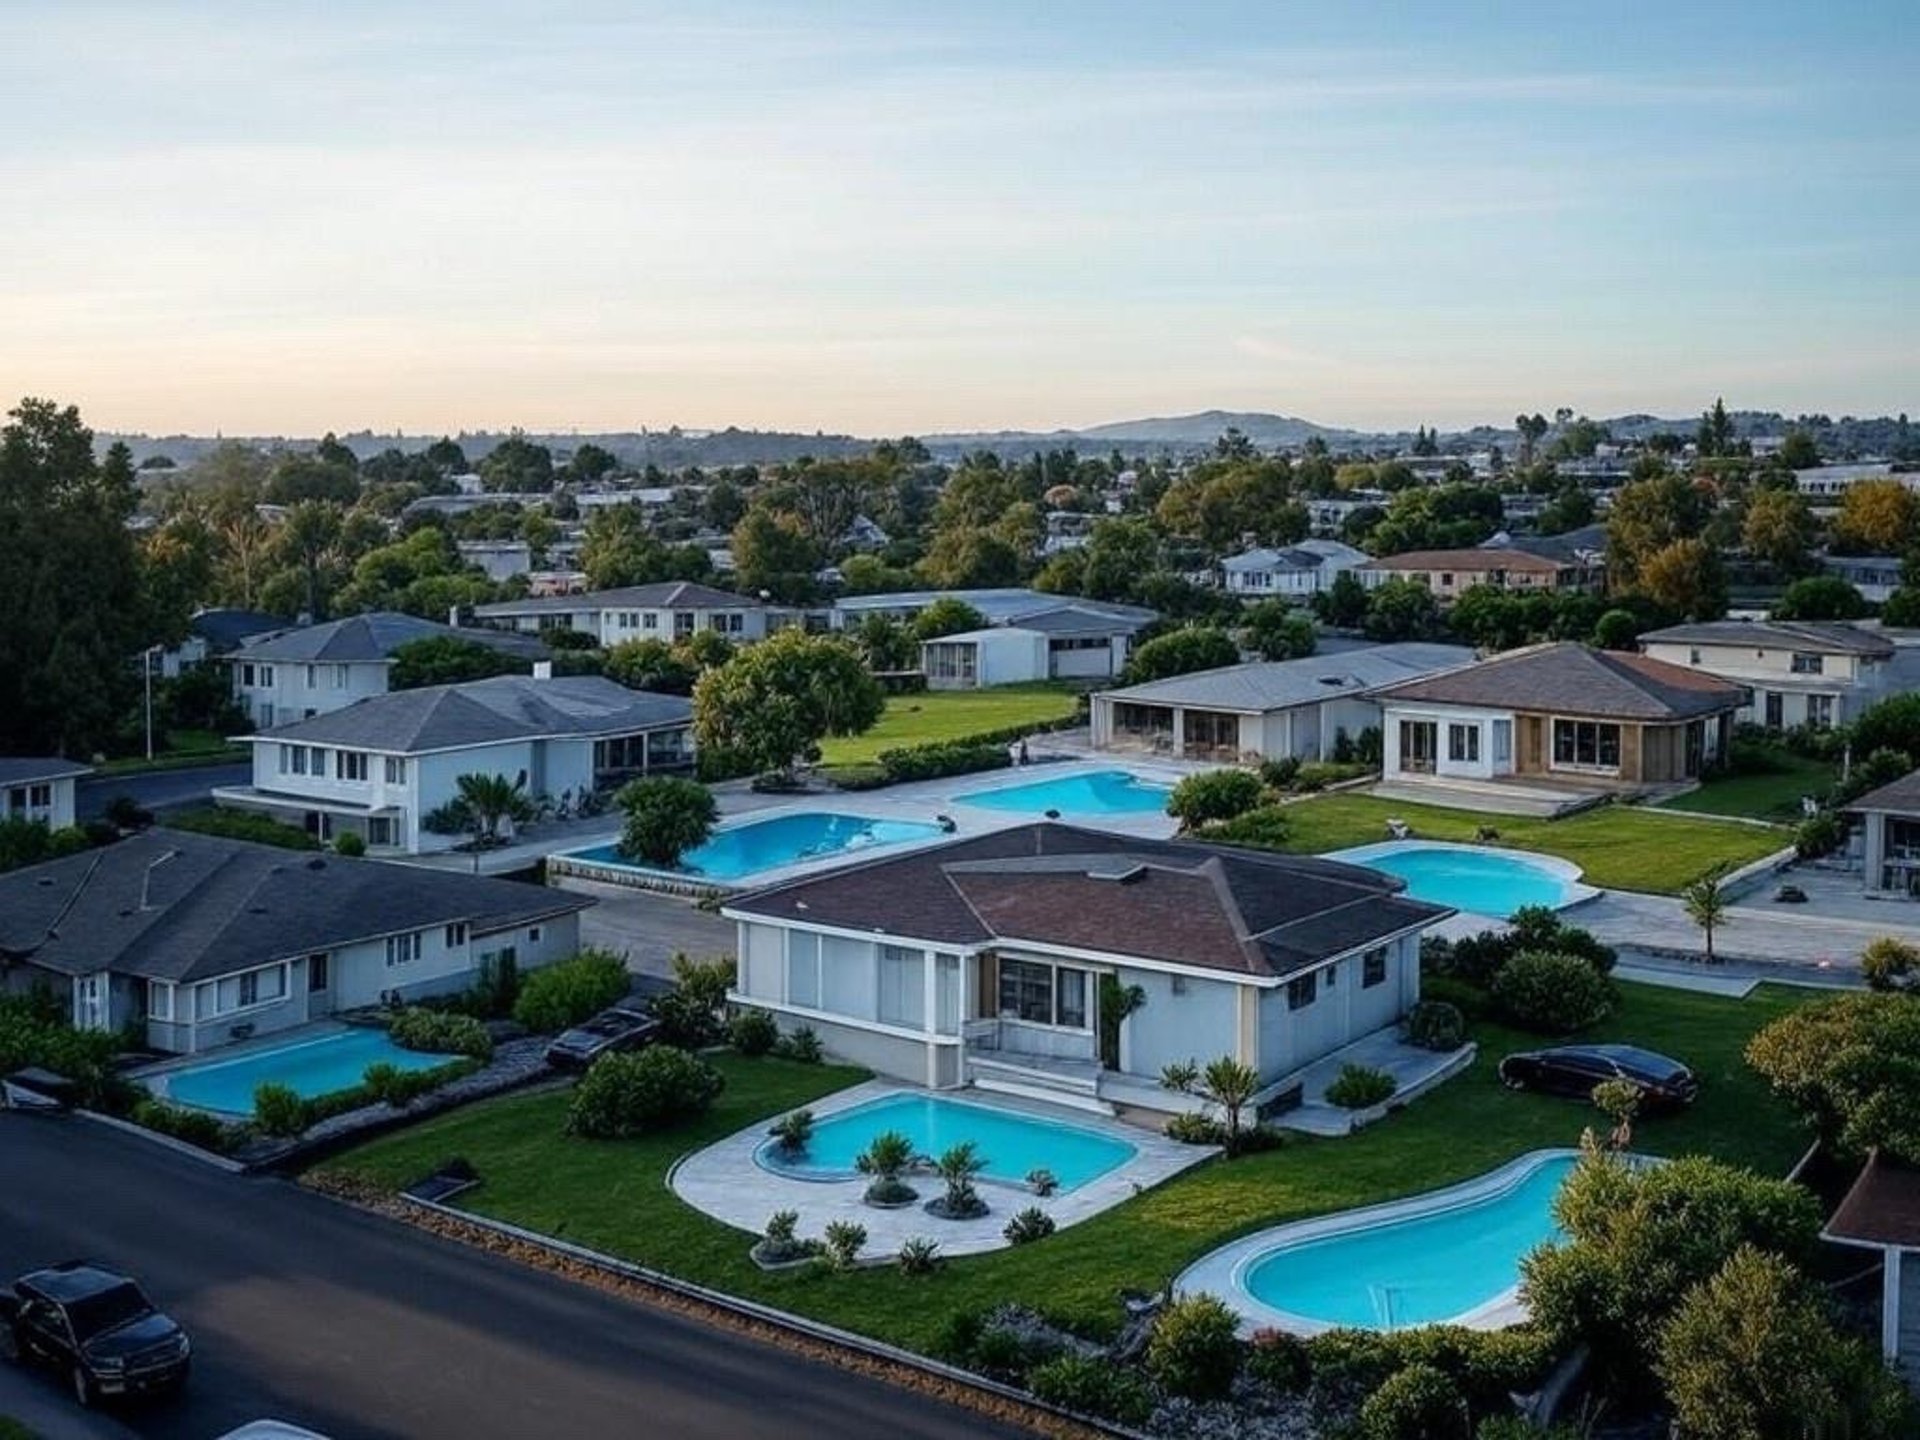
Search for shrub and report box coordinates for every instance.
[389,1007,493,1059]
[1325,1063,1397,1110]
[1027,1354,1154,1426]
[166,806,320,850]
[333,831,366,857]
[728,1008,780,1056]
[856,1130,919,1206]
[1405,999,1466,1051]
[566,1046,725,1139]
[773,1025,824,1064]
[896,1237,941,1276]
[512,949,631,1033]
[1166,768,1267,828]
[1246,1327,1311,1393]
[1358,1362,1468,1440]
[1026,1168,1059,1197]
[1491,950,1615,1034]
[767,1108,813,1154]
[820,1220,867,1271]
[468,949,520,1019]
[614,775,718,867]
[1258,755,1302,790]
[649,954,736,1049]
[931,1141,989,1219]
[362,1061,445,1108]
[253,1082,309,1136]
[1793,809,1844,859]
[1145,1293,1242,1401]
[876,740,1010,784]
[1746,990,1920,1161]
[756,1209,813,1264]
[1304,1326,1555,1413]
[1003,1207,1056,1246]
[130,1099,234,1153]
[1200,804,1291,849]
[1862,936,1920,992]
[1166,1111,1227,1146]
[823,761,890,791]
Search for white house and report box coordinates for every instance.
[469,581,796,647]
[227,612,550,728]
[1219,539,1369,598]
[155,608,284,680]
[723,822,1450,1113]
[1638,619,1897,731]
[920,605,1143,689]
[0,758,90,832]
[1823,555,1904,605]
[212,673,694,854]
[456,540,535,582]
[831,587,1156,635]
[0,830,590,1055]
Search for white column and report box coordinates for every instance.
[922,949,937,1036]
[1884,1248,1903,1364]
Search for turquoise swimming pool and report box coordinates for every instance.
[155,1027,458,1116]
[957,768,1172,817]
[1331,843,1580,918]
[757,1092,1138,1192]
[566,811,946,881]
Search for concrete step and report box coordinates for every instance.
[969,1073,1115,1116]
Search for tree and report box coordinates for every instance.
[1077,517,1161,603]
[603,638,698,696]
[1772,575,1867,621]
[277,499,344,619]
[849,614,917,671]
[423,437,469,473]
[615,775,718,867]
[477,432,554,492]
[1514,413,1550,466]
[731,504,823,603]
[1121,627,1239,685]
[1740,489,1816,575]
[388,636,528,690]
[1165,769,1265,828]
[564,442,618,484]
[432,772,536,848]
[1697,397,1736,458]
[1682,862,1732,962]
[1592,608,1642,651]
[917,526,1022,589]
[1776,428,1820,471]
[1607,471,1709,591]
[1639,538,1726,621]
[910,598,988,643]
[1241,600,1316,661]
[1746,991,1920,1162]
[1160,1055,1261,1154]
[1833,478,1920,555]
[265,452,359,506]
[692,629,883,776]
[1362,578,1442,642]
[1313,570,1369,629]
[580,506,713,591]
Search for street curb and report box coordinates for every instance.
[72,1108,248,1173]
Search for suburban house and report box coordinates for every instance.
[468,581,797,646]
[456,540,535,582]
[1822,554,1903,605]
[1220,539,1369,598]
[156,608,284,680]
[1638,619,1897,731]
[227,612,549,728]
[723,822,1450,1115]
[211,673,694,853]
[1822,1152,1920,1386]
[0,758,90,832]
[1356,546,1601,600]
[1371,642,1744,800]
[832,587,1156,635]
[919,604,1148,688]
[1090,644,1474,763]
[0,830,589,1053]
[1848,770,1920,898]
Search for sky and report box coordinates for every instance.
[2,0,1915,438]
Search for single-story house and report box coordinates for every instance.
[1357,545,1601,600]
[211,673,693,854]
[1091,643,1475,763]
[156,608,285,680]
[0,830,590,1053]
[832,587,1156,634]
[723,822,1451,1114]
[1372,642,1743,794]
[1822,1151,1920,1387]
[228,612,550,729]
[0,758,90,831]
[469,581,798,647]
[1639,619,1896,731]
[920,603,1147,689]
[456,540,535,583]
[1220,539,1369,598]
[1822,554,1903,605]
[1848,770,1920,898]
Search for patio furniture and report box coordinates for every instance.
[1386,818,1412,840]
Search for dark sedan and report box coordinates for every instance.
[545,1002,660,1070]
[3,1261,191,1406]
[1498,1044,1699,1109]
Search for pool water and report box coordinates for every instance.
[957,768,1172,817]
[758,1092,1138,1192]
[568,811,946,881]
[157,1028,459,1116]
[1342,845,1573,917]
[1244,1153,1576,1329]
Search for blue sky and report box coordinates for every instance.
[1,1,1914,435]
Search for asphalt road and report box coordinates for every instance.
[0,1116,1029,1440]
[76,765,250,821]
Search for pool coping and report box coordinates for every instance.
[549,810,956,893]
[1174,1146,1583,1336]
[1325,839,1601,913]
[948,765,1180,816]
[669,1077,1213,1259]
[133,1022,464,1117]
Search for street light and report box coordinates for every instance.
[142,644,165,761]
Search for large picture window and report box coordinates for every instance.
[787,932,821,1009]
[997,958,1091,1029]
[1447,723,1480,763]
[877,944,924,1028]
[1552,719,1621,770]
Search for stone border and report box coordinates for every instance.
[669,1078,1213,1259]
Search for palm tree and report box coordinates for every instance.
[1682,862,1733,964]
[451,772,537,848]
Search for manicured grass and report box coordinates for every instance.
[0,1421,36,1440]
[319,983,1815,1353]
[1656,754,1836,823]
[96,730,247,775]
[817,683,1080,765]
[1249,793,1787,893]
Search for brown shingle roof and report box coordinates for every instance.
[1826,1152,1920,1249]
[1372,642,1745,721]
[1365,548,1565,574]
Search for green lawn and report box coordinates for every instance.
[1254,793,1788,894]
[0,1421,35,1440]
[1656,754,1836,824]
[319,982,1815,1353]
[97,730,247,775]
[817,683,1081,765]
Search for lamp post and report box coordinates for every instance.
[142,645,163,760]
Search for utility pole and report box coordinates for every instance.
[143,646,158,760]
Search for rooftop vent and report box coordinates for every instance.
[1088,862,1148,884]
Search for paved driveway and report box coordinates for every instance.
[573,882,738,977]
[76,764,250,820]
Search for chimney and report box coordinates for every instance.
[532,661,553,680]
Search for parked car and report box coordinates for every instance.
[545,1002,660,1070]
[1497,1044,1699,1109]
[215,1423,333,1439]
[1,1261,190,1405]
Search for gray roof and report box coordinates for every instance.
[1221,540,1367,573]
[832,588,1156,627]
[1850,770,1920,815]
[1373,642,1745,721]
[1641,619,1894,658]
[474,582,772,618]
[1098,644,1476,713]
[0,830,591,983]
[998,604,1146,637]
[253,674,692,754]
[187,609,286,652]
[0,757,91,786]
[1479,525,1608,563]
[231,612,549,665]
[726,822,1449,980]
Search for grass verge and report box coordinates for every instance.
[818,684,1080,765]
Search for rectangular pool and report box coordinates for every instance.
[152,1027,459,1116]
[565,811,946,882]
[955,768,1172,817]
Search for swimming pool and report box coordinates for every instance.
[1183,1150,1580,1333]
[153,1027,460,1116]
[956,768,1173,817]
[1328,842,1586,918]
[757,1092,1139,1192]
[566,811,946,882]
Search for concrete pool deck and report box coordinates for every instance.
[669,1078,1213,1259]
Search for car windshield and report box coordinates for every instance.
[1601,1046,1685,1079]
[65,1281,153,1341]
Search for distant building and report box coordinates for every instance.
[1357,545,1601,601]
[1639,619,1896,731]
[1219,539,1368,598]
[456,540,535,583]
[470,581,796,646]
[0,758,90,832]
[1823,554,1904,605]
[156,608,285,679]
[920,605,1143,689]
[1796,462,1914,501]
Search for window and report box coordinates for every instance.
[1056,969,1088,1029]
[877,944,923,1028]
[334,664,350,689]
[528,925,542,943]
[998,958,1053,1023]
[444,922,468,948]
[1808,694,1835,729]
[337,751,368,782]
[1552,719,1621,770]
[1362,947,1388,988]
[305,664,317,687]
[308,747,327,778]
[384,756,407,784]
[368,817,394,847]
[1764,692,1784,728]
[1790,653,1824,675]
[1287,972,1318,1010]
[148,980,173,1021]
[261,665,275,686]
[642,612,659,630]
[385,932,423,966]
[235,966,287,1009]
[288,746,308,776]
[242,664,256,687]
[1493,719,1512,763]
[1689,647,1702,665]
[1447,724,1480,763]
[26,784,50,811]
[935,953,961,1035]
[787,932,821,1008]
[308,954,329,992]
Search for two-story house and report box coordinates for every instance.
[228,612,549,728]
[1639,620,1896,731]
[1220,540,1369,598]
[469,581,796,647]
[211,673,694,854]
[0,758,90,831]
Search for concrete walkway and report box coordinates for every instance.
[1572,881,1920,973]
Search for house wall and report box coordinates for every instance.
[1642,638,1884,728]
[1255,933,1419,1080]
[233,658,389,728]
[1116,966,1240,1080]
[595,604,772,647]
[0,775,78,831]
[1047,635,1125,681]
[1382,703,1513,780]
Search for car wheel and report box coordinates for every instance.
[1500,1071,1527,1090]
[72,1364,96,1407]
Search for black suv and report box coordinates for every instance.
[2,1261,191,1405]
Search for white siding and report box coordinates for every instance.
[740,921,784,1002]
[1117,966,1238,1079]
